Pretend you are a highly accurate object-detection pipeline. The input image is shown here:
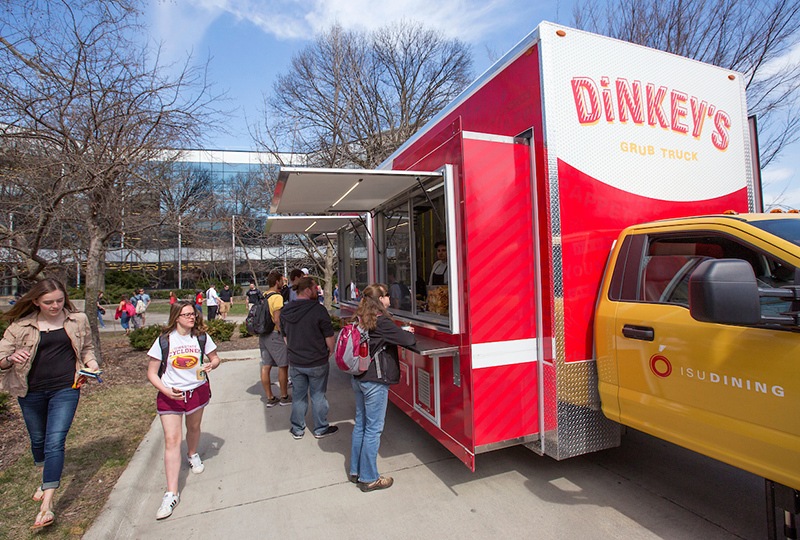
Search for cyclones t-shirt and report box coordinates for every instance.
[147,331,217,391]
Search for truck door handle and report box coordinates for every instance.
[622,324,654,341]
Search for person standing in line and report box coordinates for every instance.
[287,269,304,303]
[218,284,233,320]
[245,282,261,311]
[259,271,291,408]
[348,284,415,492]
[280,277,337,439]
[96,292,106,328]
[0,278,100,528]
[146,301,221,520]
[206,284,219,321]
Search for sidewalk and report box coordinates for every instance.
[83,352,763,540]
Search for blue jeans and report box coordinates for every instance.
[97,308,105,328]
[18,387,80,489]
[289,364,330,436]
[350,379,389,484]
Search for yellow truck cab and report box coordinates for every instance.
[596,213,800,494]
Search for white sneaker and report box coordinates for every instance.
[156,491,179,520]
[188,453,204,474]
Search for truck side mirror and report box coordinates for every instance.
[689,259,761,325]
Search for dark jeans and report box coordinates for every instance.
[18,387,80,489]
[207,305,218,320]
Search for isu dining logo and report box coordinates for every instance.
[649,355,672,378]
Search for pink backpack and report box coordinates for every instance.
[334,322,371,374]
[125,302,136,317]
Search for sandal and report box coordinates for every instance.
[30,509,54,529]
[33,487,44,501]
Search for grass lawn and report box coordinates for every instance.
[0,384,155,540]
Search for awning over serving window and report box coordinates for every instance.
[270,167,442,214]
[264,215,357,234]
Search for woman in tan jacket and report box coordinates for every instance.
[0,278,98,529]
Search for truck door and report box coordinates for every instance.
[610,229,800,490]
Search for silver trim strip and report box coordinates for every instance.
[462,131,517,144]
[443,164,460,334]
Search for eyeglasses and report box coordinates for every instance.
[179,313,197,319]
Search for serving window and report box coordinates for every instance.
[337,166,457,332]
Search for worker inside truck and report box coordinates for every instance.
[340,176,452,326]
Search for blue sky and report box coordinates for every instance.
[144,0,798,209]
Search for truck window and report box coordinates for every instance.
[639,235,797,317]
[372,178,452,326]
[412,184,450,323]
[384,201,413,313]
[345,222,369,301]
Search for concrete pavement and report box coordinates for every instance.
[84,353,766,540]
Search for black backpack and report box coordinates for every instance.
[158,333,208,378]
[280,285,291,304]
[246,292,279,335]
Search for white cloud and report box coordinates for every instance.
[147,1,225,63]
[762,167,795,184]
[761,166,800,209]
[757,38,800,79]
[169,0,524,43]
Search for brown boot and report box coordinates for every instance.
[360,476,393,492]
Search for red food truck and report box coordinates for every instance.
[266,23,800,530]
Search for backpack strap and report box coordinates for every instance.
[198,333,207,360]
[158,334,170,377]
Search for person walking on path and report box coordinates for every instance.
[218,284,233,319]
[194,290,203,313]
[0,278,100,528]
[135,288,151,326]
[146,301,221,520]
[206,284,220,321]
[245,283,261,311]
[96,292,106,328]
[259,271,291,408]
[115,294,134,335]
[169,291,177,305]
[280,277,337,439]
[349,284,415,492]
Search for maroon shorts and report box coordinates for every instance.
[156,380,211,416]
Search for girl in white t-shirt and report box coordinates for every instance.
[146,301,221,520]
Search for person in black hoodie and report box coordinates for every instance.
[280,277,337,439]
[349,284,415,492]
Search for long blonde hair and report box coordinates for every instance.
[353,284,392,331]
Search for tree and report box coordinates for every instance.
[573,0,800,168]
[0,0,223,359]
[254,20,473,303]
